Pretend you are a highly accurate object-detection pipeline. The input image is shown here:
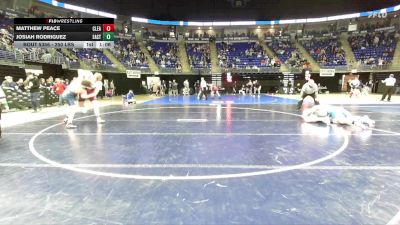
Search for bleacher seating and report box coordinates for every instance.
[185,43,211,69]
[112,38,148,68]
[216,41,274,69]
[268,39,292,63]
[349,31,396,66]
[3,88,58,110]
[301,37,346,66]
[73,49,112,67]
[0,17,13,52]
[147,41,179,69]
[1,13,400,73]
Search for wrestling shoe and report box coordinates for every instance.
[362,115,375,127]
[65,123,77,129]
[80,108,88,114]
[354,121,367,129]
[322,117,331,125]
[97,118,105,123]
[367,120,375,127]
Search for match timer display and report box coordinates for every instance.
[13,18,115,49]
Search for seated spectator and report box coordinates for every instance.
[16,78,25,91]
[2,76,17,90]
[112,38,148,68]
[186,43,211,69]
[217,41,274,69]
[0,85,10,112]
[268,39,302,69]
[349,30,396,66]
[301,37,347,67]
[74,48,113,69]
[106,89,113,98]
[147,41,179,69]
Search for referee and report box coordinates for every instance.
[381,74,396,102]
[197,77,208,100]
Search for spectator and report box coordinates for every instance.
[269,39,304,69]
[16,78,25,91]
[53,78,66,106]
[2,76,17,90]
[217,41,273,69]
[186,43,211,70]
[0,85,9,112]
[171,79,178,96]
[301,37,346,67]
[381,74,396,102]
[349,31,396,67]
[147,41,179,70]
[24,73,41,113]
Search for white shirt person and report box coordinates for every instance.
[381,74,396,102]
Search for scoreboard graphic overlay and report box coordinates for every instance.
[14,18,114,48]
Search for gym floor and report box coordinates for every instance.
[1,94,400,225]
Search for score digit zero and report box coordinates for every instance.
[102,24,114,32]
[102,32,114,41]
